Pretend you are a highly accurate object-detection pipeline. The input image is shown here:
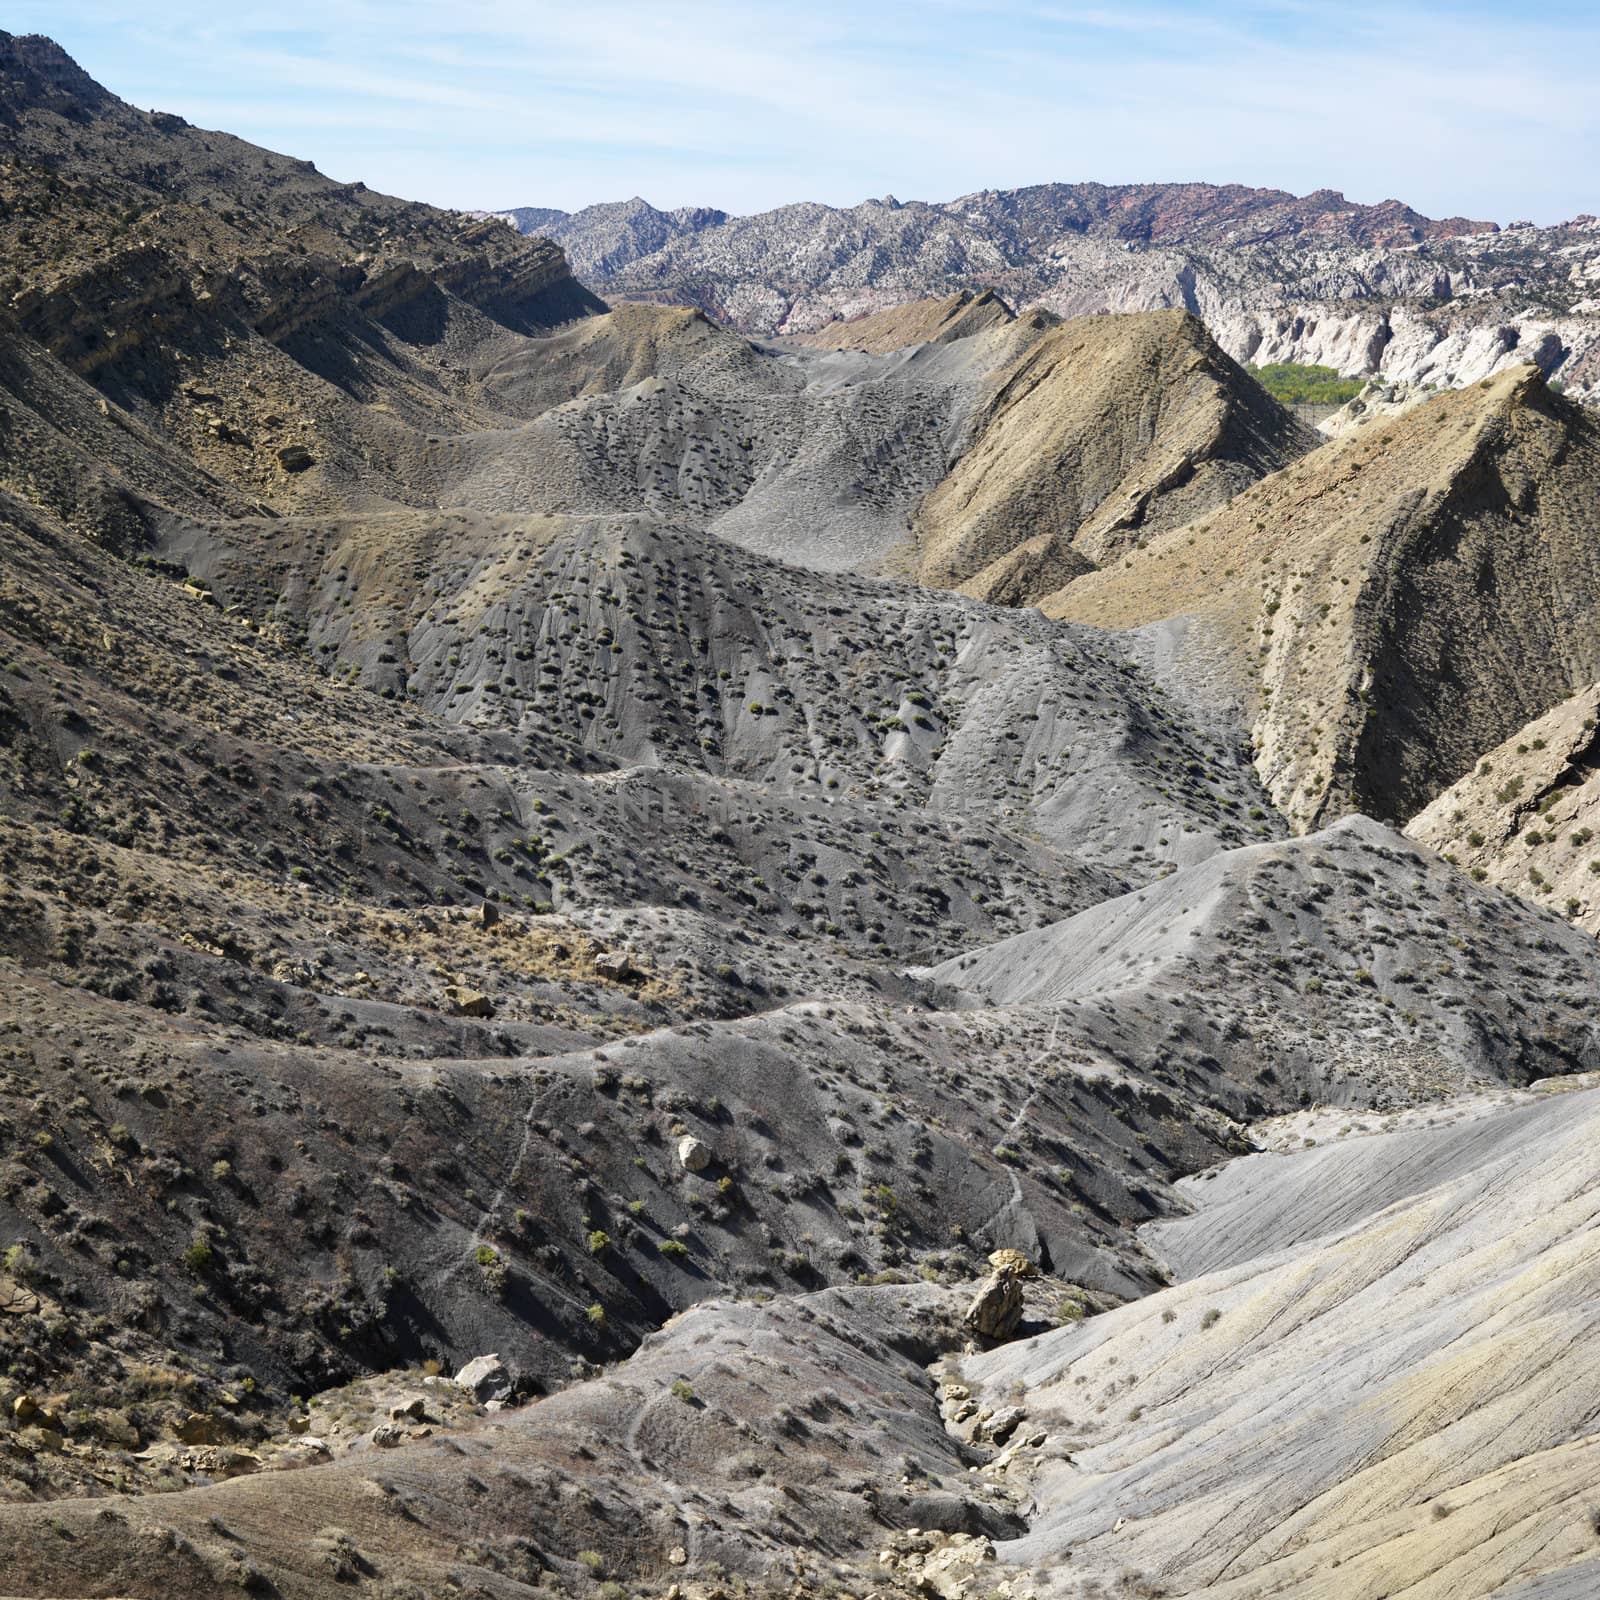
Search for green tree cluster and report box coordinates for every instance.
[1250,362,1363,405]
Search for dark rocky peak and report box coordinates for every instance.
[0,30,114,121]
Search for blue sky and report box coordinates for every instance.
[16,2,1599,223]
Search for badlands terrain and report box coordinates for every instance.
[5,27,1600,1600]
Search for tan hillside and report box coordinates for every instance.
[915,308,1317,599]
[787,288,1017,353]
[1406,683,1600,932]
[1047,366,1600,830]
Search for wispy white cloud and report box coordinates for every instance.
[14,1,1600,222]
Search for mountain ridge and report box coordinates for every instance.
[914,306,1319,600]
[486,183,1600,399]
[1046,364,1600,831]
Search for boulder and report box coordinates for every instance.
[279,1437,331,1466]
[453,1353,512,1403]
[173,1412,226,1446]
[678,1135,713,1173]
[0,1276,40,1316]
[594,950,642,982]
[181,1445,261,1478]
[981,1404,1025,1443]
[964,1267,1024,1341]
[443,986,494,1019]
[276,444,315,472]
[369,1423,406,1448]
[11,1394,61,1432]
[986,1248,1038,1278]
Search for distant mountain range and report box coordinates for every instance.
[484,186,1600,396]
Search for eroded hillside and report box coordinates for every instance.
[915,309,1317,602]
[1047,367,1600,832]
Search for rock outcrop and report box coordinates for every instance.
[965,1265,1026,1340]
[452,1353,513,1403]
[1316,374,1432,439]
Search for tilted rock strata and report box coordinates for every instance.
[915,309,1316,597]
[1048,367,1600,829]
